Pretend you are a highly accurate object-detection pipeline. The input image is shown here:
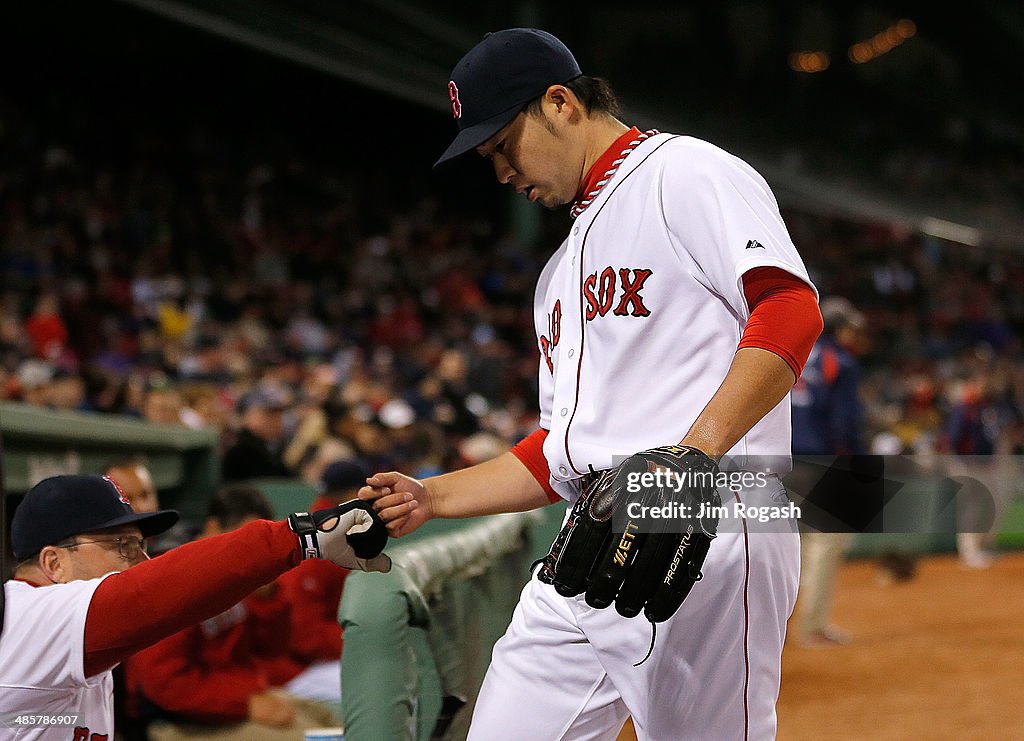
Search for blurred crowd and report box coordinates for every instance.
[0,90,552,486]
[786,210,1024,459]
[2,15,1022,739]
[2,92,1023,492]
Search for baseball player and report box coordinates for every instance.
[361,28,823,740]
[790,297,867,645]
[0,474,388,740]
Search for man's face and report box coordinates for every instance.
[107,465,159,513]
[247,407,286,442]
[476,103,582,209]
[143,389,183,426]
[53,525,149,581]
[837,325,868,356]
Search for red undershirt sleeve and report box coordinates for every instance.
[84,519,300,677]
[510,428,561,503]
[739,266,823,380]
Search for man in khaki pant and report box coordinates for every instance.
[790,297,867,646]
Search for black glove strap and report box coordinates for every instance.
[288,511,321,560]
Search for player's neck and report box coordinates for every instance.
[12,565,50,587]
[579,116,631,192]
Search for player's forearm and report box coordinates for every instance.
[426,452,551,519]
[680,347,797,458]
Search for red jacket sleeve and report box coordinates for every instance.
[128,628,268,723]
[84,519,299,677]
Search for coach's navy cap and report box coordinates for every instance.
[12,474,179,561]
[434,28,582,167]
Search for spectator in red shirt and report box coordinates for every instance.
[127,486,340,740]
[24,291,69,361]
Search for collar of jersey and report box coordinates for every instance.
[571,127,659,219]
[11,577,44,588]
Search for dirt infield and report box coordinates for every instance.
[778,549,1024,740]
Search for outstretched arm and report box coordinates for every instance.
[84,500,388,677]
[360,451,551,537]
[84,519,298,677]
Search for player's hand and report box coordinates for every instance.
[359,471,433,538]
[248,691,296,727]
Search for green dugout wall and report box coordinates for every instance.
[337,509,560,741]
[0,401,219,526]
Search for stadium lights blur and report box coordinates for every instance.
[919,217,983,247]
[849,19,916,64]
[788,51,831,73]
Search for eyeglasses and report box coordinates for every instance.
[56,535,148,561]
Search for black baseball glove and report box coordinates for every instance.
[537,445,721,623]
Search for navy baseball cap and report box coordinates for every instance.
[321,460,370,494]
[434,28,582,167]
[12,474,179,561]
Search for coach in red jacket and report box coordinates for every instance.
[0,474,388,741]
[128,486,341,734]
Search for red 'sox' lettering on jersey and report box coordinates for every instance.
[583,267,653,321]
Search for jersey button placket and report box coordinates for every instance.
[551,226,585,481]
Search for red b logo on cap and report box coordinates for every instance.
[448,81,461,120]
[104,475,132,507]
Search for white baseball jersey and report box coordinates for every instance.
[0,576,115,740]
[534,133,814,501]
[470,132,809,740]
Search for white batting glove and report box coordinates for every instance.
[288,500,391,572]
